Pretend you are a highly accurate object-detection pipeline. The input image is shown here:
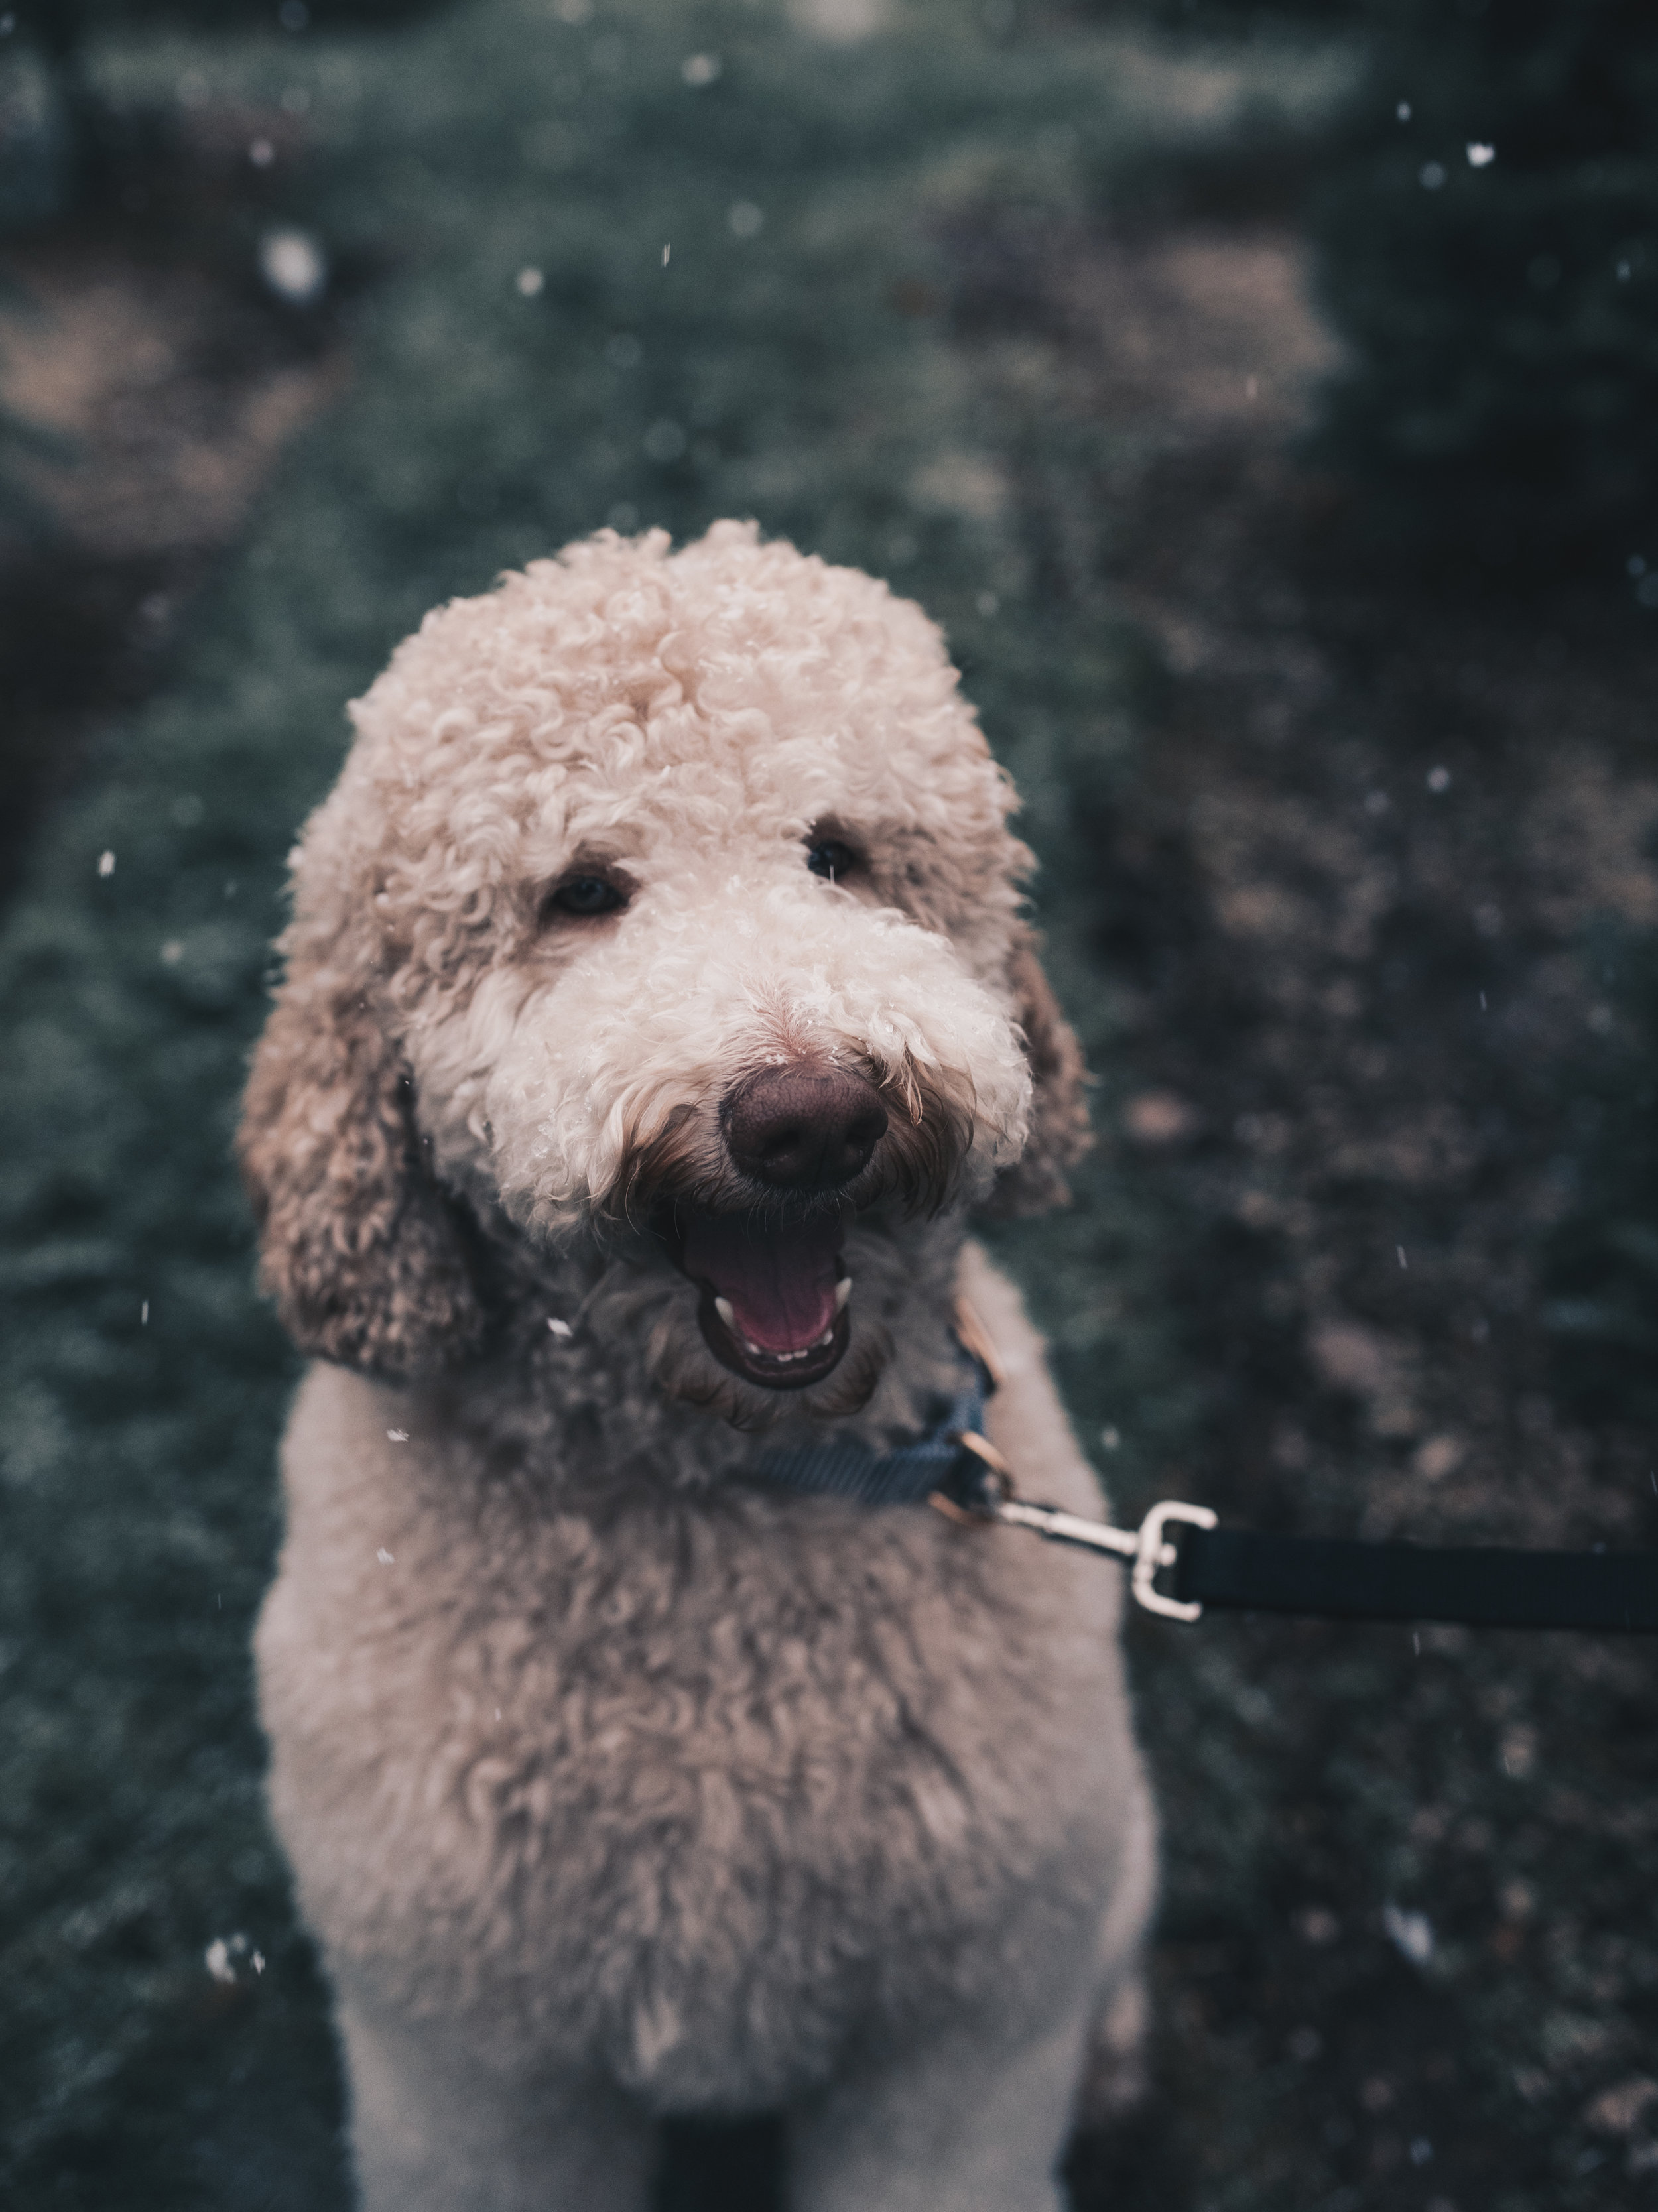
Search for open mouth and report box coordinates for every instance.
[670,1208,852,1390]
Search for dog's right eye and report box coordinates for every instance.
[806,839,860,882]
[542,876,627,920]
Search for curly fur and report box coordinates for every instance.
[245,522,1149,2212]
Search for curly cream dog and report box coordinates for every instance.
[242,521,1154,2212]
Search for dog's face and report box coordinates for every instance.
[240,522,1088,1418]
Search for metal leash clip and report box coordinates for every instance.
[932,1431,1218,1621]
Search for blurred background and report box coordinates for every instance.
[1,1,1655,2206]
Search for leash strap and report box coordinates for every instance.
[1172,1525,1658,1633]
[751,1304,1658,1632]
[932,1441,1658,1634]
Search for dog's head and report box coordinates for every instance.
[239,522,1089,1418]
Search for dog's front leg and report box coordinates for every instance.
[785,1987,1100,2212]
[336,1990,655,2212]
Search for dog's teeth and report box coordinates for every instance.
[834,1277,852,1312]
[813,1329,834,1348]
[714,1297,737,1331]
[743,1335,766,1358]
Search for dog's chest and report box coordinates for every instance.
[259,1394,1125,2101]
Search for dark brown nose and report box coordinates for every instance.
[723,1064,889,1194]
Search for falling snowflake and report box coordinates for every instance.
[205,1933,259,1984]
[258,227,328,307]
[1383,1903,1435,1965]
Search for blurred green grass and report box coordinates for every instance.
[0,1,1269,2199]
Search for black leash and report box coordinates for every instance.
[758,1298,1658,1634]
[1172,1524,1658,1634]
[932,1433,1658,1634]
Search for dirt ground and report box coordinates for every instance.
[0,193,340,904]
[1055,215,1658,1552]
[1031,219,1658,2211]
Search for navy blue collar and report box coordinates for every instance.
[751,1341,992,1508]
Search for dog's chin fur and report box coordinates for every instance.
[648,1300,893,1428]
[586,1180,958,1432]
[458,1194,963,1458]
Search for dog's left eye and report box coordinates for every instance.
[806,839,860,882]
[543,876,627,918]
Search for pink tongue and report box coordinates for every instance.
[682,1213,842,1355]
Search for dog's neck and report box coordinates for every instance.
[415,1207,976,1497]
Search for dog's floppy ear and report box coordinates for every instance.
[988,921,1093,1216]
[239,955,489,1381]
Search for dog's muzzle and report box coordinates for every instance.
[650,1062,886,1391]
